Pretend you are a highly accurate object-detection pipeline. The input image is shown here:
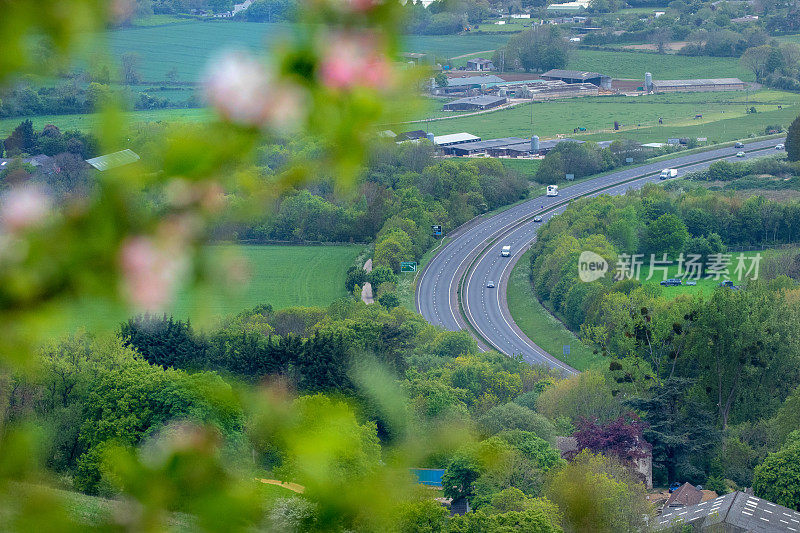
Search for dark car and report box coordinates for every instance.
[660,278,682,286]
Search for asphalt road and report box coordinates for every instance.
[416,138,786,374]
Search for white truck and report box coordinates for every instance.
[659,168,678,180]
[501,245,511,257]
[546,185,559,196]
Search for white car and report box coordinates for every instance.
[487,280,495,288]
[736,151,746,158]
[776,143,785,150]
[534,215,543,223]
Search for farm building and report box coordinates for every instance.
[395,130,428,142]
[442,95,507,111]
[444,137,529,156]
[541,69,612,89]
[433,74,506,95]
[433,132,481,147]
[466,58,495,71]
[652,78,746,92]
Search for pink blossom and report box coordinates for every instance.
[119,236,188,312]
[348,0,378,12]
[0,184,52,232]
[319,33,393,91]
[203,50,304,129]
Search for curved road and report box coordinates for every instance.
[416,139,785,373]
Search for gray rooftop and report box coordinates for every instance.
[653,78,745,87]
[451,137,529,151]
[541,69,608,80]
[447,75,505,87]
[445,95,507,106]
[85,149,140,171]
[657,492,800,532]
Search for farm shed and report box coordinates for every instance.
[651,78,746,93]
[433,132,481,147]
[445,137,528,156]
[541,69,612,89]
[442,95,507,111]
[466,58,495,71]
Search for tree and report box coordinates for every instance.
[753,434,800,510]
[442,454,482,501]
[572,413,650,471]
[501,26,569,72]
[435,72,448,87]
[787,113,800,162]
[641,213,689,257]
[119,314,206,369]
[546,451,652,532]
[535,371,624,424]
[479,403,556,442]
[378,292,399,308]
[121,52,142,85]
[4,119,37,156]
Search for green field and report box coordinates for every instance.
[428,90,799,141]
[0,108,212,136]
[639,250,770,297]
[507,249,602,371]
[60,244,363,334]
[567,49,754,81]
[101,22,512,82]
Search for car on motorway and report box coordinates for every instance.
[776,143,785,150]
[734,142,744,148]
[486,280,495,288]
[533,215,543,223]
[501,245,511,257]
[736,151,746,158]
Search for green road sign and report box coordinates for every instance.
[400,261,417,273]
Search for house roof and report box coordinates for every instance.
[451,137,529,152]
[657,492,800,532]
[467,58,493,64]
[541,69,607,80]
[664,483,705,508]
[446,75,505,87]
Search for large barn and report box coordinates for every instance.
[442,95,507,111]
[541,69,612,89]
[651,78,747,92]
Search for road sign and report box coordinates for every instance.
[565,173,575,181]
[401,261,417,273]
[625,157,634,163]
[432,224,442,236]
[563,345,570,355]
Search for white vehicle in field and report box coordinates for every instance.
[659,168,678,180]
[501,245,511,257]
[546,185,559,197]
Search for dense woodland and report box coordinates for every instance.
[7,302,657,531]
[527,176,800,496]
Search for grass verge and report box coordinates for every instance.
[507,249,603,371]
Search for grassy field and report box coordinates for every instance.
[0,108,212,136]
[428,90,799,141]
[102,22,512,82]
[638,250,770,297]
[501,158,541,179]
[567,49,754,81]
[59,244,363,334]
[507,249,602,371]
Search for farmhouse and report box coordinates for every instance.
[442,95,507,111]
[541,69,612,89]
[652,78,747,92]
[466,58,495,71]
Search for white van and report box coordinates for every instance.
[659,168,678,180]
[546,185,559,196]
[501,245,511,257]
